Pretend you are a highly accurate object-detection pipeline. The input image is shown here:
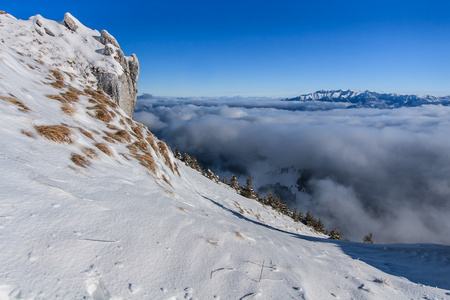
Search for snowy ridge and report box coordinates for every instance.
[0,12,449,299]
[286,89,450,108]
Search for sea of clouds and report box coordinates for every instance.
[134,94,450,245]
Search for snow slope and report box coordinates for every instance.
[0,11,449,300]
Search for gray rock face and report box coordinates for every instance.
[63,13,78,32]
[96,30,139,117]
[100,30,120,48]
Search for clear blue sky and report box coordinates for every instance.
[4,1,450,97]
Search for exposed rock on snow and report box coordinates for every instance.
[63,12,79,32]
[97,29,139,117]
[100,29,120,48]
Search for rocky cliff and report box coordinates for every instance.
[64,13,139,117]
[2,12,139,117]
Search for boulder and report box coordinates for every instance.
[63,13,79,32]
[100,30,120,48]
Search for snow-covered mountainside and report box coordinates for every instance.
[0,11,449,299]
[285,89,450,109]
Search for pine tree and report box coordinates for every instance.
[229,174,240,191]
[329,228,342,240]
[221,176,227,184]
[174,147,182,159]
[293,208,300,222]
[240,175,256,199]
[363,233,373,244]
[315,218,325,233]
[305,211,315,227]
[275,196,282,212]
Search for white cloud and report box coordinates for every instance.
[134,97,450,244]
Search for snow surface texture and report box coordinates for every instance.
[0,11,449,299]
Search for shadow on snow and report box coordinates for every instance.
[200,193,450,291]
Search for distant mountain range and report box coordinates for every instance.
[285,89,450,109]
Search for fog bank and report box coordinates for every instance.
[135,96,450,244]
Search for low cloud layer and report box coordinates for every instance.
[135,95,450,245]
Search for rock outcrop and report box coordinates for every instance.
[61,14,140,117]
[96,30,139,117]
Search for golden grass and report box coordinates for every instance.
[235,232,244,239]
[125,118,133,126]
[78,128,96,141]
[146,137,158,153]
[126,144,139,155]
[0,96,30,111]
[35,125,73,144]
[61,102,75,115]
[104,129,131,143]
[84,87,118,108]
[61,88,81,102]
[95,143,112,156]
[106,124,120,131]
[49,69,65,89]
[162,174,171,186]
[87,104,112,123]
[102,136,115,143]
[82,147,98,159]
[204,238,218,246]
[21,129,34,137]
[135,153,157,174]
[71,153,90,167]
[133,141,149,152]
[157,141,174,173]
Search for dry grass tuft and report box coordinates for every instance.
[71,153,90,167]
[49,69,65,89]
[35,125,73,144]
[126,143,139,155]
[87,104,112,123]
[162,174,171,186]
[45,94,65,102]
[82,147,98,159]
[95,143,113,156]
[106,124,120,131]
[102,136,115,143]
[133,141,149,152]
[235,232,244,239]
[234,202,245,214]
[61,88,81,102]
[146,137,158,153]
[135,153,157,174]
[157,141,175,173]
[61,102,76,115]
[84,87,117,108]
[104,129,131,143]
[21,129,34,137]
[204,238,218,246]
[131,124,147,140]
[78,128,96,141]
[0,96,30,111]
[125,118,133,126]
